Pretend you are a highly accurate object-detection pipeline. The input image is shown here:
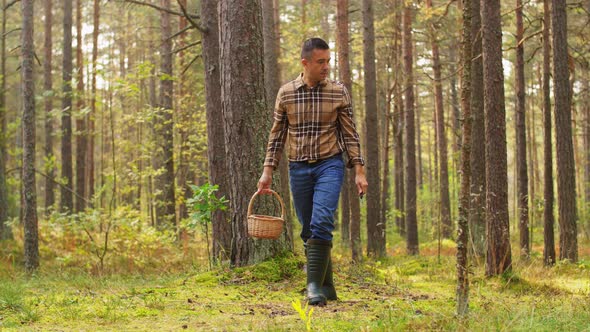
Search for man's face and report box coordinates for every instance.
[302,49,331,83]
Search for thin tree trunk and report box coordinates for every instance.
[75,0,86,212]
[201,0,231,261]
[552,0,578,262]
[0,0,10,240]
[394,0,405,236]
[515,0,529,259]
[468,0,486,259]
[583,64,590,212]
[22,0,39,272]
[381,96,391,243]
[220,0,290,266]
[426,0,452,239]
[177,0,188,223]
[43,0,55,214]
[416,86,423,189]
[61,0,74,212]
[87,0,99,208]
[362,0,384,257]
[457,0,473,315]
[262,0,294,251]
[337,0,351,247]
[153,0,176,228]
[482,0,512,276]
[403,3,418,255]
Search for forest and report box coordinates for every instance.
[1,0,589,330]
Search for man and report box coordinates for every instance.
[257,38,368,306]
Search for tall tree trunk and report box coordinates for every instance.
[201,0,232,261]
[0,0,11,240]
[381,96,391,242]
[220,0,290,266]
[43,0,55,214]
[468,0,485,258]
[75,0,86,212]
[22,0,39,271]
[482,0,512,276]
[449,46,461,157]
[337,0,350,248]
[337,0,361,259]
[416,85,423,189]
[583,64,590,212]
[177,0,190,228]
[262,0,294,251]
[61,0,74,212]
[362,0,383,257]
[552,0,578,262]
[426,0,452,239]
[87,0,99,208]
[457,0,473,315]
[515,0,529,259]
[153,0,176,228]
[394,0,405,236]
[403,3,418,255]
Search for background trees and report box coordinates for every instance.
[0,0,587,274]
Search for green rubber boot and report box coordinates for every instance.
[304,242,337,301]
[321,257,337,301]
[305,239,331,306]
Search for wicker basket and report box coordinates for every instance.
[247,190,285,239]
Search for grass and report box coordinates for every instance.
[1,240,589,331]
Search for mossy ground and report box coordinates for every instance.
[1,239,589,331]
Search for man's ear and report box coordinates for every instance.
[301,58,308,68]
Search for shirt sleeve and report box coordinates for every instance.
[263,87,289,169]
[338,85,365,168]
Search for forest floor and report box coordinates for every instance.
[1,240,590,331]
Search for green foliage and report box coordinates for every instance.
[44,207,177,273]
[183,183,228,231]
[224,252,303,284]
[291,298,314,332]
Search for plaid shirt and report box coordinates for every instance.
[264,74,364,169]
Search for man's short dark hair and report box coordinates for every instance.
[301,38,329,60]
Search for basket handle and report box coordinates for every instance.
[247,190,286,221]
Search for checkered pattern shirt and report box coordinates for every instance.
[264,73,364,169]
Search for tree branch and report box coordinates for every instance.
[118,0,199,19]
[172,40,201,54]
[4,0,19,10]
[176,0,207,33]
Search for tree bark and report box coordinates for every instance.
[457,0,472,315]
[482,0,512,276]
[22,0,39,272]
[403,3,418,255]
[552,0,578,262]
[201,0,232,261]
[153,0,176,228]
[262,0,294,251]
[43,0,55,214]
[87,0,99,208]
[75,0,87,213]
[394,0,405,236]
[61,0,74,212]
[0,0,11,240]
[336,0,350,248]
[469,0,485,258]
[426,0,452,239]
[515,0,529,259]
[220,0,290,266]
[362,0,384,257]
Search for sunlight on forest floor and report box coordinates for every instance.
[1,239,589,331]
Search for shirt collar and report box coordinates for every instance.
[295,73,328,90]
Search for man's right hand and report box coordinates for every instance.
[257,166,274,194]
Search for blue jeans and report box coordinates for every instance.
[289,154,344,241]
